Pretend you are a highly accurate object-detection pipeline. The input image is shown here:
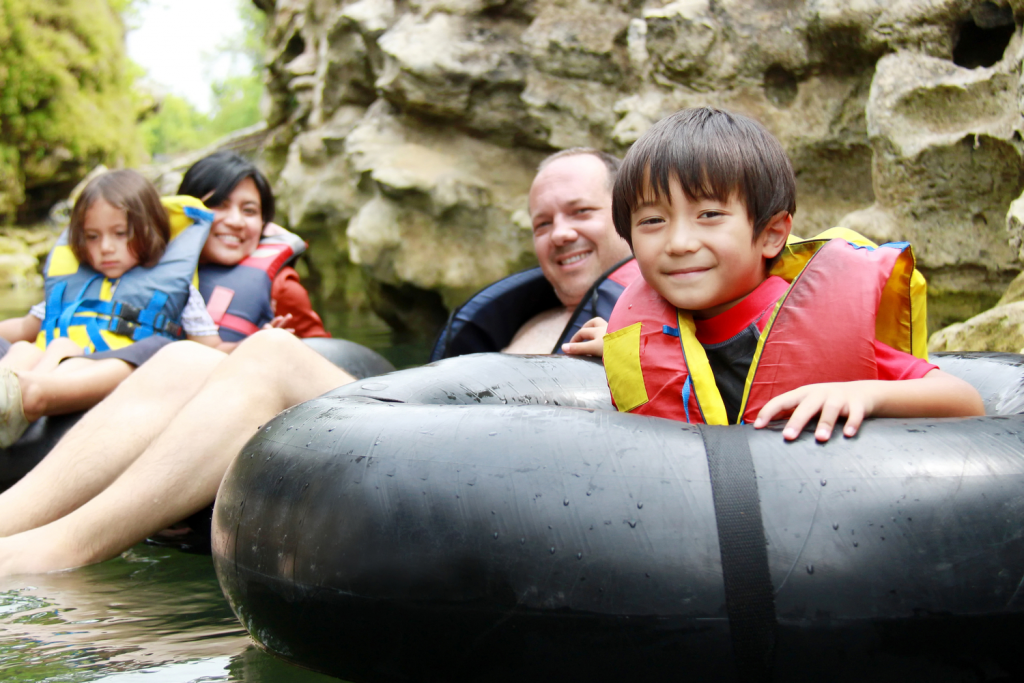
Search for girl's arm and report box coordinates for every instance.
[187,333,225,349]
[0,315,42,343]
[754,369,985,442]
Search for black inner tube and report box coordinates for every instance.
[213,351,1024,683]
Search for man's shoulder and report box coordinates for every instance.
[503,307,573,354]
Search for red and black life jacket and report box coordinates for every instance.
[604,230,928,424]
[198,230,306,342]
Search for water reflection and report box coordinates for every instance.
[0,542,345,682]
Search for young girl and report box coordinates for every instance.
[0,169,222,445]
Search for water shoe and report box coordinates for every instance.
[0,368,29,448]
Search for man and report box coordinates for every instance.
[0,148,635,575]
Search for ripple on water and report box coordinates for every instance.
[0,544,346,682]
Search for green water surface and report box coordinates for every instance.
[0,289,433,682]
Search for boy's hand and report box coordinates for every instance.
[263,314,296,336]
[561,317,608,357]
[753,381,879,442]
[753,370,985,442]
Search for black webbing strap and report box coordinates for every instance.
[698,424,777,683]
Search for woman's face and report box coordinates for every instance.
[200,176,263,266]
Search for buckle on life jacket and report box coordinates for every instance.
[107,316,139,338]
[106,302,183,340]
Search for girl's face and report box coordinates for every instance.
[200,176,263,266]
[82,198,139,279]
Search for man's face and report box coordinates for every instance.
[528,155,632,308]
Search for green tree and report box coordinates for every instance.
[139,94,216,158]
[137,0,266,159]
[0,0,143,222]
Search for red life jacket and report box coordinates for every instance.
[199,231,306,341]
[603,231,927,424]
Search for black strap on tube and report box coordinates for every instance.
[698,424,778,683]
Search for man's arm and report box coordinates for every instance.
[753,369,985,442]
[560,317,607,357]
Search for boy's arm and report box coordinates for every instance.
[0,315,42,343]
[753,369,985,442]
[561,317,608,357]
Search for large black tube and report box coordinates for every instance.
[213,352,1024,682]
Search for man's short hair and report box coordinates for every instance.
[538,147,621,189]
[612,107,796,252]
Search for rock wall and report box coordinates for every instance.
[260,0,1024,337]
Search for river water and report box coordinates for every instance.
[0,293,433,682]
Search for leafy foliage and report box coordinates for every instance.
[139,0,266,160]
[0,0,144,222]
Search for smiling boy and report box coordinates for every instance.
[599,107,983,441]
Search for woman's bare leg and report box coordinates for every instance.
[0,330,355,575]
[0,342,226,537]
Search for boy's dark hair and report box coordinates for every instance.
[538,147,621,188]
[178,151,275,225]
[69,169,170,268]
[612,107,796,268]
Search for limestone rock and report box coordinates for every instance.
[998,270,1024,306]
[928,301,1024,353]
[256,0,1024,335]
[343,102,543,308]
[840,47,1024,330]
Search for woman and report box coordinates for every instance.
[0,152,328,446]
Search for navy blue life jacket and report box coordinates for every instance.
[198,229,307,342]
[429,257,639,362]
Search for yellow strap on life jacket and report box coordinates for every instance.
[604,322,649,412]
[677,311,729,425]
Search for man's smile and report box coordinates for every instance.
[556,249,593,267]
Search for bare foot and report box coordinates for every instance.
[0,529,92,576]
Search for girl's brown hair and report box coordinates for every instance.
[68,169,170,269]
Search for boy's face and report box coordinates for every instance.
[630,177,788,319]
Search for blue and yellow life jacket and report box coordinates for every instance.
[198,229,307,342]
[36,196,212,353]
[430,257,641,361]
[604,229,929,424]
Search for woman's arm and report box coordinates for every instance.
[271,267,329,338]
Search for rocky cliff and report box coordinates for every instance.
[260,0,1024,337]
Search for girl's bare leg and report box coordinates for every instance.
[32,338,84,372]
[19,358,134,421]
[0,330,355,575]
[0,341,45,372]
[0,342,226,537]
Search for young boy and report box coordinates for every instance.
[566,107,983,441]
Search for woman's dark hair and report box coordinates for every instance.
[612,107,796,268]
[178,151,275,225]
[69,169,170,268]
